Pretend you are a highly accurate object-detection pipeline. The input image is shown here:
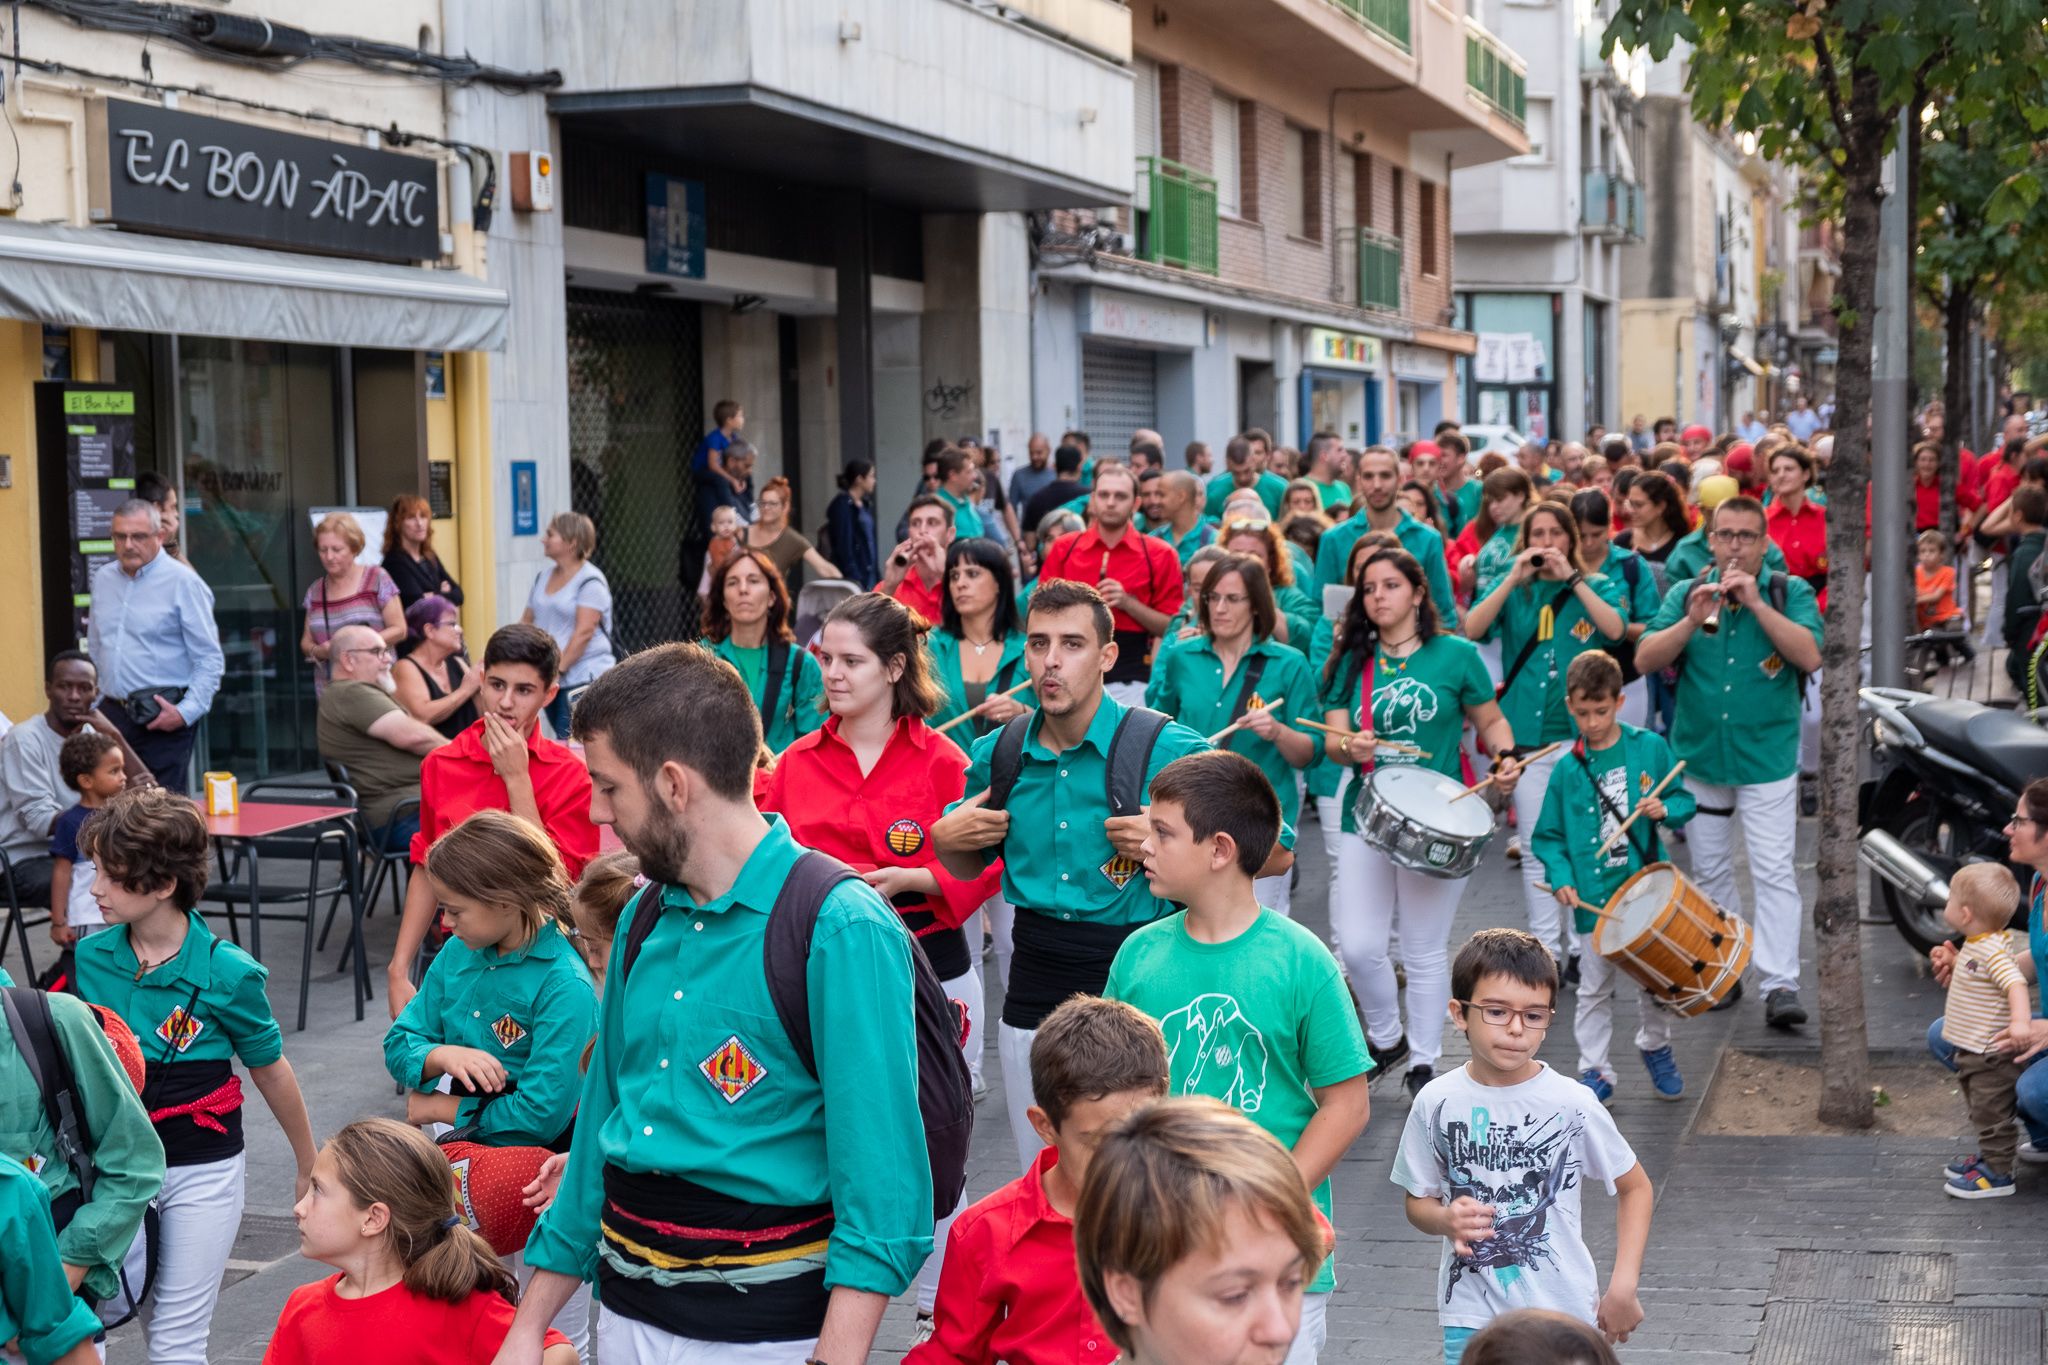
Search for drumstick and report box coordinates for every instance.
[934,679,1034,735]
[1533,883,1624,922]
[1208,701,1287,746]
[1448,741,1563,802]
[1295,718,1431,759]
[1592,761,1688,860]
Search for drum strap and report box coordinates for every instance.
[1580,749,1661,865]
[1496,585,1578,700]
[1354,652,1376,772]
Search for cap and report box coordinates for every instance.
[1681,424,1714,442]
[1696,474,1741,509]
[1724,444,1756,479]
[1410,440,1442,458]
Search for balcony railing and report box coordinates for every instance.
[1351,226,1403,312]
[1326,0,1411,51]
[1582,170,1644,240]
[1138,156,1219,276]
[1465,25,1527,127]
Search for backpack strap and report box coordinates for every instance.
[761,639,793,731]
[615,883,664,986]
[1763,574,1813,702]
[3,986,95,1203]
[982,713,1034,812]
[1495,583,1578,700]
[1224,653,1271,727]
[762,851,862,1081]
[1105,707,1171,816]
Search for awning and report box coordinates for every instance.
[0,220,508,352]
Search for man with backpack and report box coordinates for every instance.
[506,643,943,1365]
[0,969,165,1323]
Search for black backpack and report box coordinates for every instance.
[983,706,1170,816]
[620,851,973,1221]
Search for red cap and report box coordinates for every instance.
[1681,424,1714,442]
[1725,444,1755,478]
[1410,440,1442,458]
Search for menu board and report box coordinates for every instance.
[36,383,139,656]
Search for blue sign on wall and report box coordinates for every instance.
[645,174,706,279]
[511,461,538,536]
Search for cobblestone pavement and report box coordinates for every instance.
[7,804,2039,1363]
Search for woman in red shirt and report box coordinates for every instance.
[757,591,1002,1332]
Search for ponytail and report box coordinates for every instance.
[327,1118,520,1304]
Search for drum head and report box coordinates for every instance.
[1368,765,1495,839]
[1611,864,1678,941]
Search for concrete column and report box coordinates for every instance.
[1271,321,1302,449]
[837,190,877,472]
[920,212,1034,472]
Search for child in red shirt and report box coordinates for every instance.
[908,997,1168,1365]
[265,1118,576,1365]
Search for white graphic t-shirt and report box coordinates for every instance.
[1391,1062,1639,1330]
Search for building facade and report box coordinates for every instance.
[1451,0,1641,444]
[1030,0,1530,458]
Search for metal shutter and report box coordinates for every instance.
[1082,342,1158,445]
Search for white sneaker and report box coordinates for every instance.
[2020,1138,2048,1165]
[1506,837,1522,863]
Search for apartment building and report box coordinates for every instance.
[1032,0,1530,455]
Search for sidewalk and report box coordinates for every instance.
[7,805,2037,1362]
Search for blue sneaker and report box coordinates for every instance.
[1943,1154,1985,1180]
[1640,1046,1684,1101]
[1945,1167,2016,1199]
[1579,1069,1614,1106]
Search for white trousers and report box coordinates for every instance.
[594,1306,811,1364]
[915,1191,967,1314]
[1331,834,1470,1070]
[1255,871,1293,917]
[1508,749,1575,961]
[123,1152,244,1365]
[1687,776,1802,993]
[1574,949,1674,1082]
[999,1022,1044,1175]
[941,965,986,1090]
[1315,797,1348,955]
[1104,680,1148,707]
[983,893,1015,994]
[508,1249,592,1359]
[1286,1291,1331,1365]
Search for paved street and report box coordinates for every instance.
[9,806,2042,1363]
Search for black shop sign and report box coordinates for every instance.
[87,98,441,263]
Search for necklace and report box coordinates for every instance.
[964,635,996,656]
[132,948,176,982]
[1376,631,1421,674]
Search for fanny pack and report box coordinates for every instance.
[123,688,188,727]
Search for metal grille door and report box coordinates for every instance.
[1081,341,1158,447]
[566,288,704,650]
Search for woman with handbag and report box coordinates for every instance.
[300,514,405,698]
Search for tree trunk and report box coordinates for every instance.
[1814,64,1883,1132]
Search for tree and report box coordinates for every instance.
[1603,0,2048,1128]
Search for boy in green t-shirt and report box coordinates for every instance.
[1104,750,1371,1365]
[1530,652,1697,1106]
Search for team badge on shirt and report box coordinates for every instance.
[885,819,926,856]
[1100,854,1143,889]
[1759,652,1785,680]
[155,1006,203,1054]
[491,1014,527,1049]
[700,1034,768,1103]
[1639,771,1653,794]
[447,1155,481,1231]
[1570,618,1596,643]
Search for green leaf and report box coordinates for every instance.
[1735,86,1774,130]
[1986,175,2043,228]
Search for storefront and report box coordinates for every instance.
[1300,328,1383,448]
[1076,288,1206,444]
[0,98,505,777]
[1459,292,1558,443]
[1389,343,1449,449]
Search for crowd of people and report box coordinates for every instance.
[7,391,2048,1365]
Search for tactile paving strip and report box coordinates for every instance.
[1770,1249,1955,1303]
[1752,1302,2041,1364]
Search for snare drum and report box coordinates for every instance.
[1354,765,1496,879]
[1593,863,1752,1017]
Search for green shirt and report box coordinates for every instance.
[1483,575,1631,745]
[1104,909,1370,1293]
[524,818,932,1295]
[953,694,1212,923]
[924,629,1033,736]
[1318,634,1493,832]
[937,488,985,541]
[1309,477,1351,511]
[1205,470,1290,520]
[1666,524,1788,583]
[0,971,164,1303]
[76,911,283,1070]
[1646,568,1824,786]
[1145,638,1321,825]
[1473,524,1522,604]
[1160,518,1219,566]
[383,920,597,1146]
[0,1155,103,1365]
[1588,544,1662,623]
[1304,617,1344,800]
[1314,510,1459,628]
[1452,479,1483,532]
[1275,583,1319,660]
[1530,726,1698,933]
[710,636,826,753]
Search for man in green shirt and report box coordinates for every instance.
[1151,471,1218,566]
[934,447,986,541]
[1313,447,1459,625]
[0,1154,103,1365]
[1636,496,1824,1031]
[1204,434,1290,519]
[510,644,931,1363]
[1301,432,1354,516]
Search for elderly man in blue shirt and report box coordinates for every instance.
[87,499,223,792]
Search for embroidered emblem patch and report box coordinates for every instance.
[700,1035,768,1104]
[1639,771,1653,794]
[491,1014,527,1049]
[1759,652,1785,680]
[447,1155,480,1231]
[1570,618,1596,643]
[155,1006,203,1054]
[885,819,926,856]
[1100,854,1143,889]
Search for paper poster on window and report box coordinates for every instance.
[1506,334,1545,385]
[1475,333,1510,384]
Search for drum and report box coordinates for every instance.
[1593,863,1753,1017]
[1354,765,1496,879]
[441,1140,553,1257]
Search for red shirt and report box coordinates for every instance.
[263,1276,569,1365]
[1766,496,1829,611]
[1984,459,2023,517]
[906,1145,1117,1365]
[1038,525,1183,635]
[408,719,598,876]
[892,566,944,625]
[1914,477,1979,531]
[759,715,1001,929]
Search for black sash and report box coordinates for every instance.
[1003,908,1145,1030]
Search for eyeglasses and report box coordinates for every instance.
[433,619,461,630]
[2007,816,2039,830]
[344,646,395,661]
[1204,592,1250,607]
[1710,529,1764,545]
[1455,1001,1555,1030]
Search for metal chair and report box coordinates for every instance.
[0,845,52,986]
[202,780,364,1031]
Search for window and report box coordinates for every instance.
[1354,151,1375,229]
[1419,181,1438,275]
[1284,125,1308,238]
[1211,92,1242,217]
[1515,97,1552,161]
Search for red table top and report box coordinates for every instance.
[192,799,358,840]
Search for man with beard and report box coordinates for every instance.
[1203,433,1290,520]
[500,642,931,1365]
[314,624,447,852]
[1313,447,1459,624]
[1035,464,1184,705]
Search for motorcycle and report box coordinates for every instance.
[1857,686,2048,952]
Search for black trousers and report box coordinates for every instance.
[99,699,201,794]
